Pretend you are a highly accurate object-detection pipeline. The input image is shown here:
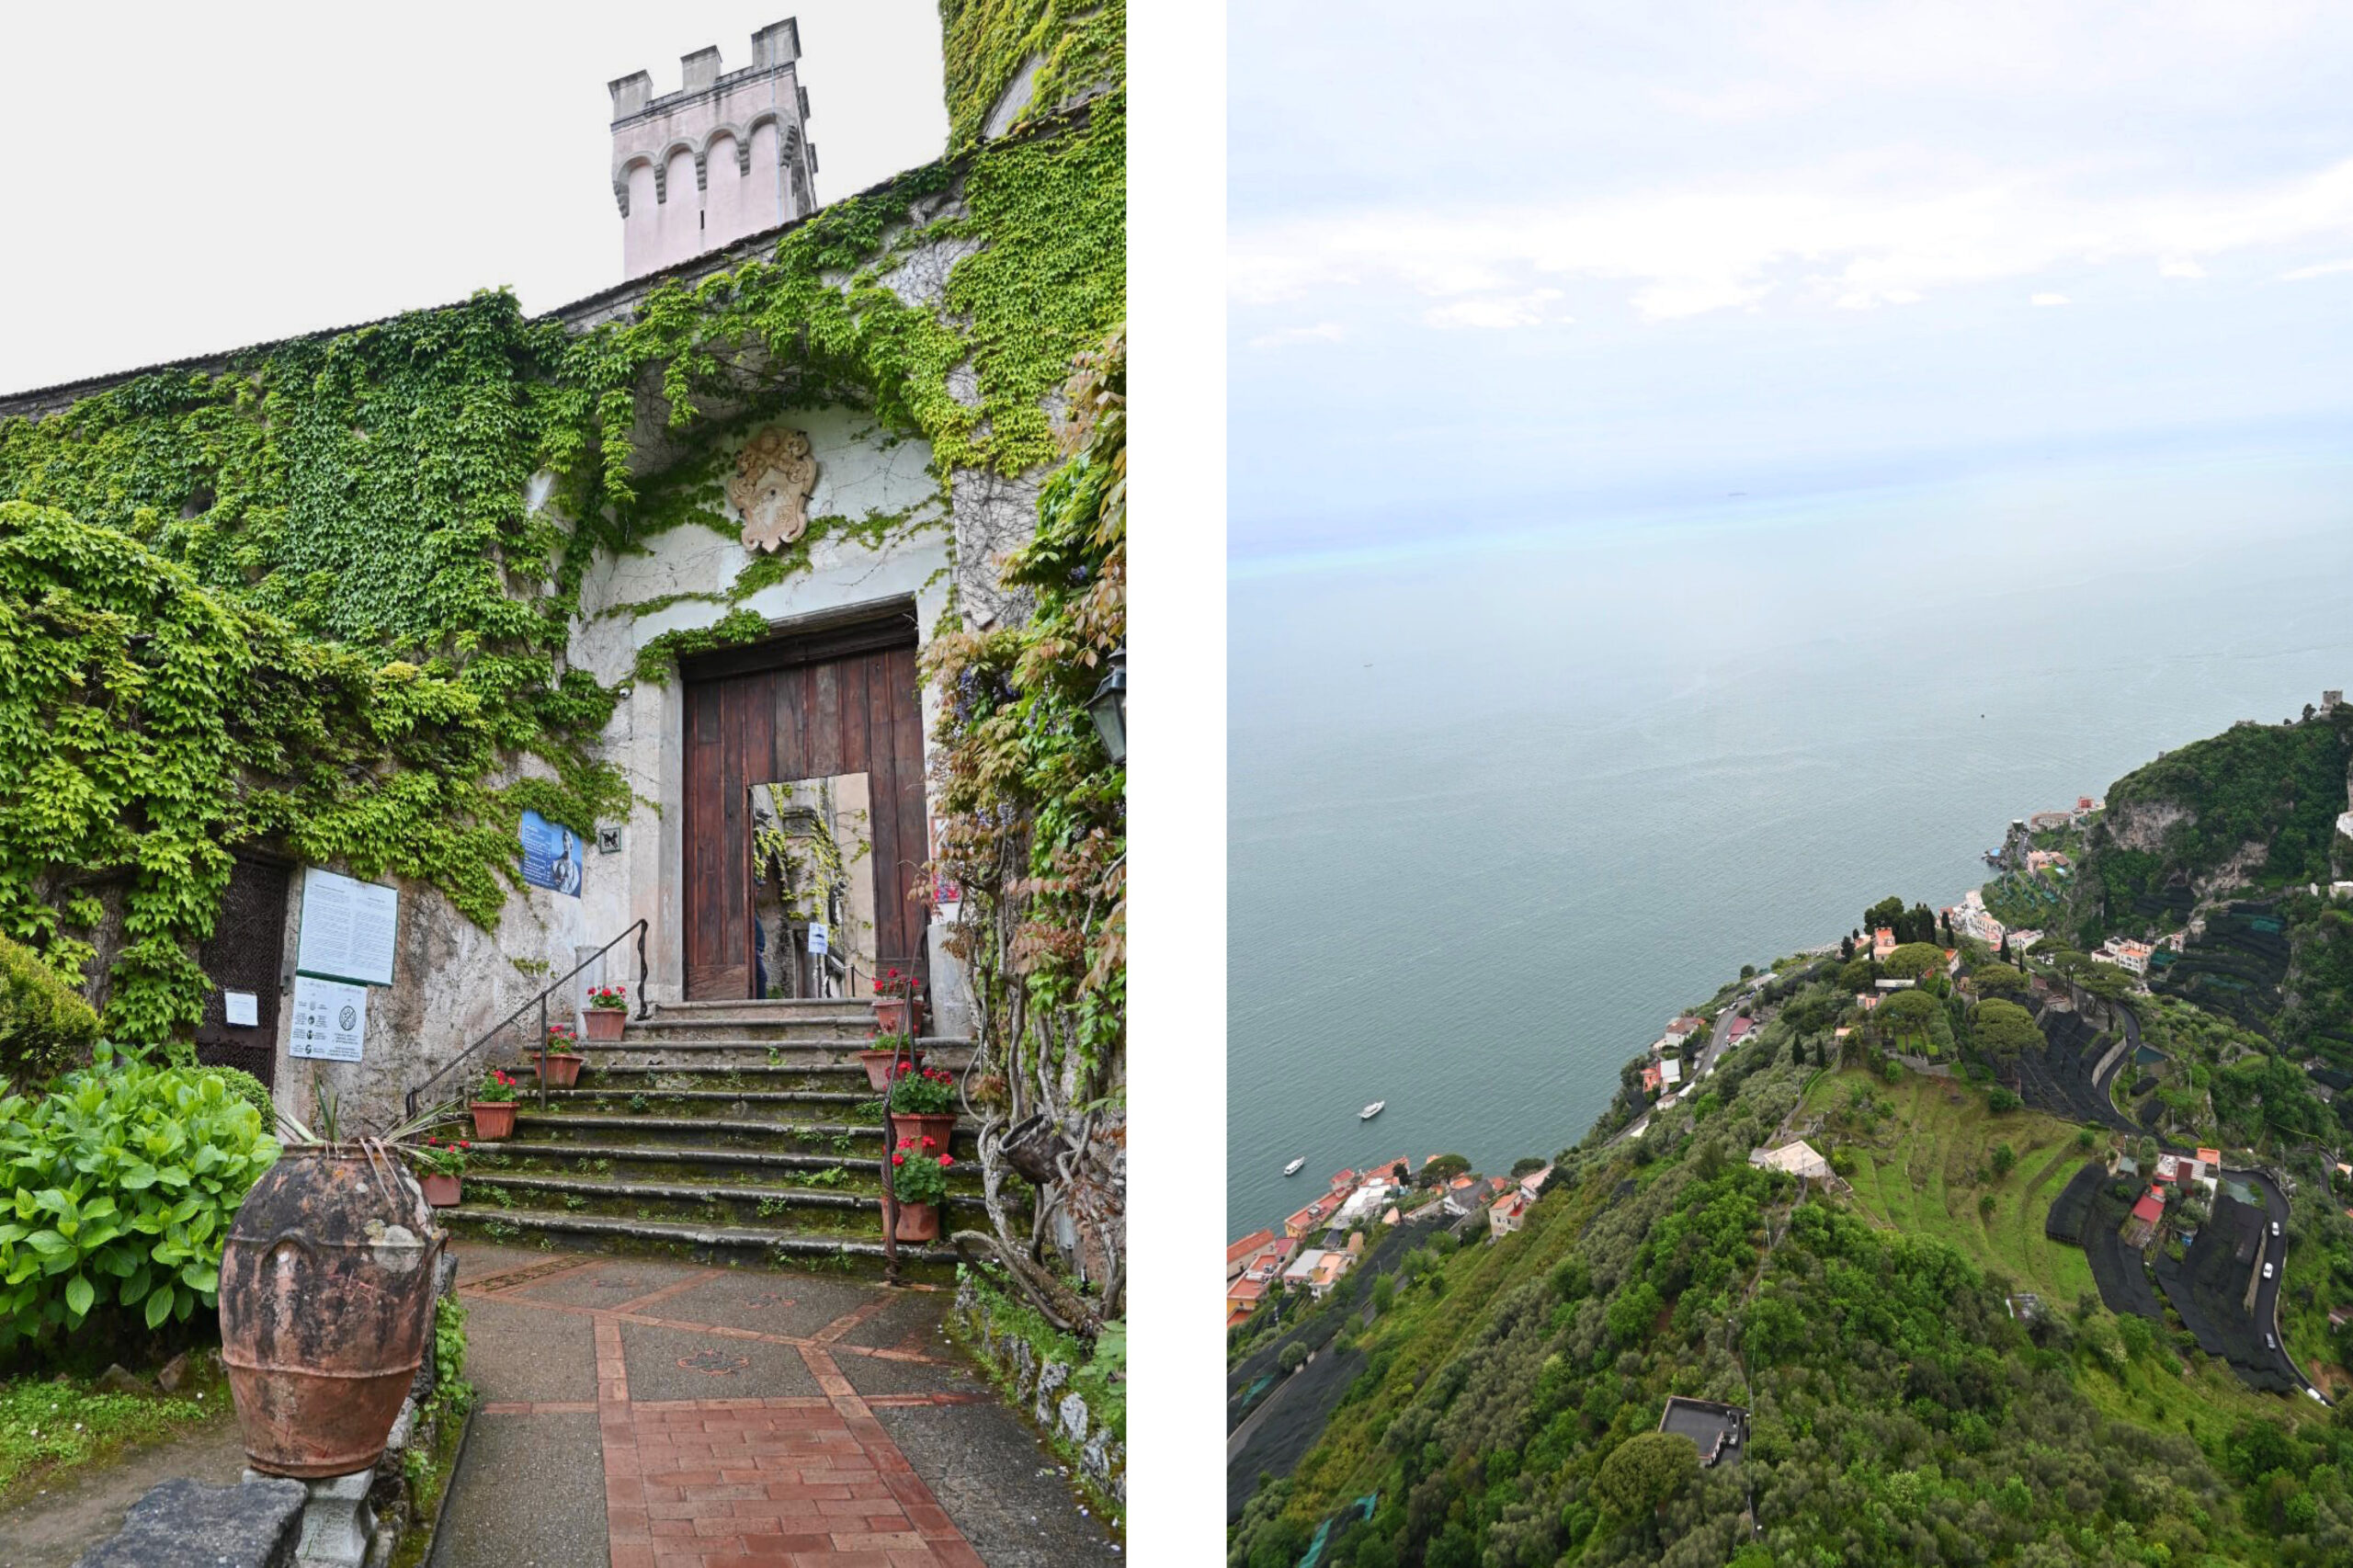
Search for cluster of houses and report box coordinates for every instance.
[2117,1146,2224,1247]
[1641,1014,1726,1108]
[1222,1158,1556,1327]
[1941,888,2052,956]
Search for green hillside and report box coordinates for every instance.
[2061,707,2353,1069]
[1232,1000,2353,1567]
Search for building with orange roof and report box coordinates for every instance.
[1489,1190,1531,1240]
[1227,1228,1276,1283]
[1282,1193,1343,1238]
[1226,1274,1267,1321]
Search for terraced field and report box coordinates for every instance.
[1804,1068,2304,1434]
[1818,1073,2094,1307]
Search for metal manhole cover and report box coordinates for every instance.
[677,1349,749,1376]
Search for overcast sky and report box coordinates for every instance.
[1231,2,2353,559]
[0,2,947,394]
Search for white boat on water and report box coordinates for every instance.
[1359,1100,1385,1120]
[1282,1156,1306,1176]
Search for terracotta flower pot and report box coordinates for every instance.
[585,1008,626,1041]
[420,1173,461,1208]
[891,1112,957,1153]
[471,1101,518,1140]
[857,1048,925,1092]
[531,1051,584,1088]
[889,1198,940,1243]
[219,1146,443,1478]
[872,996,922,1037]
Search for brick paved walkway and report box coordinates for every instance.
[438,1242,1111,1568]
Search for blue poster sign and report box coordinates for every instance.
[519,810,584,897]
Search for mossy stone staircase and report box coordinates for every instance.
[438,998,977,1274]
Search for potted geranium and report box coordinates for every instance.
[873,967,924,1037]
[532,1021,584,1088]
[408,1135,470,1207]
[585,983,629,1041]
[886,1060,958,1153]
[472,1068,521,1140]
[886,1132,953,1242]
[856,1029,924,1092]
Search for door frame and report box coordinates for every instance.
[674,597,926,1001]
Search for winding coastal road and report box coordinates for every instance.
[2106,1001,2324,1403]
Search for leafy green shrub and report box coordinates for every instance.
[0,935,100,1090]
[0,1055,279,1346]
[206,1066,275,1127]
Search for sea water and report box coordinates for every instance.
[1228,440,2353,1233]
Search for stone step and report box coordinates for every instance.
[461,1169,987,1220]
[470,1141,985,1192]
[650,998,876,1020]
[578,1040,972,1072]
[435,1204,958,1267]
[494,1113,975,1153]
[548,1087,878,1108]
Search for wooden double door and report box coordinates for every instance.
[680,620,930,1000]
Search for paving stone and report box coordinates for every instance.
[649,1267,884,1338]
[506,1257,695,1309]
[463,1295,600,1404]
[832,1286,949,1351]
[835,1347,990,1399]
[620,1319,823,1403]
[432,1411,608,1568]
[875,1402,1120,1566]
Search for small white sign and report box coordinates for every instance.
[295,868,399,987]
[223,990,259,1028]
[808,923,830,957]
[289,975,367,1062]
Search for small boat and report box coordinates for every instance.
[1282,1157,1306,1176]
[1359,1100,1385,1120]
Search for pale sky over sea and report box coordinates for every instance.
[1230,1,2353,562]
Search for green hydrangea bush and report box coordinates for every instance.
[0,1055,279,1347]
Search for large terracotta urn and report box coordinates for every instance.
[220,1146,445,1478]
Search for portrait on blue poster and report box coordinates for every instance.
[519,810,585,897]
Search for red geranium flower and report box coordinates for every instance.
[892,1153,906,1165]
[921,1135,937,1149]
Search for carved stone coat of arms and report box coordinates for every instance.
[727,426,819,552]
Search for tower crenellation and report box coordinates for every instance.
[608,18,818,280]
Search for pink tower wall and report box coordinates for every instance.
[608,19,819,281]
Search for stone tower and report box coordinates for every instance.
[609,19,818,280]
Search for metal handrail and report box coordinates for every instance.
[404,918,651,1118]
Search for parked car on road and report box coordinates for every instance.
[2263,1262,2275,1279]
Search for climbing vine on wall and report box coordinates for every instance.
[938,0,1125,153]
[926,329,1125,1327]
[0,11,1124,1047]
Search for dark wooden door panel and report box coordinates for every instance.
[682,627,927,1000]
[195,855,290,1088]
